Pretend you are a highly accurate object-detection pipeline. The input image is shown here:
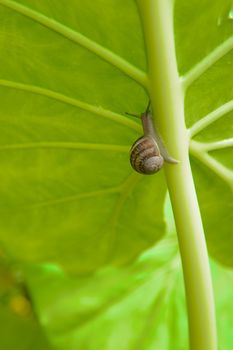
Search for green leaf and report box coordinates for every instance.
[0,0,232,272]
[0,0,166,272]
[0,306,54,350]
[25,234,233,350]
[0,251,53,350]
[175,0,233,266]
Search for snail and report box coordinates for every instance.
[126,102,178,175]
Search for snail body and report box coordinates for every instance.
[127,102,178,175]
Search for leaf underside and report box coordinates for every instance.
[0,0,232,273]
[0,1,233,350]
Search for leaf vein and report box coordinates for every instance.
[182,36,233,89]
[189,100,233,137]
[193,139,233,152]
[0,0,148,88]
[0,79,141,131]
[3,186,121,213]
[0,142,130,153]
[104,172,142,262]
[190,140,233,190]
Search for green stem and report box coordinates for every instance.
[137,1,217,349]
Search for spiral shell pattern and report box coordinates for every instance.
[130,136,164,174]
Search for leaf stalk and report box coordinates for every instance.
[137,1,217,349]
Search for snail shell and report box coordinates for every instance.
[130,135,164,174]
[127,101,178,175]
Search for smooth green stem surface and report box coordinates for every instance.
[137,1,217,349]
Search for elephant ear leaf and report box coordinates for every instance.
[175,1,233,266]
[0,0,232,273]
[0,0,166,273]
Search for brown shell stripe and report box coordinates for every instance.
[130,138,159,172]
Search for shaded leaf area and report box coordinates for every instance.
[175,0,233,266]
[0,306,54,350]
[0,251,53,350]
[0,0,167,272]
[25,234,233,350]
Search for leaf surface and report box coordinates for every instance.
[25,233,233,350]
[0,0,166,272]
[0,0,232,272]
[175,0,233,266]
[0,251,54,350]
